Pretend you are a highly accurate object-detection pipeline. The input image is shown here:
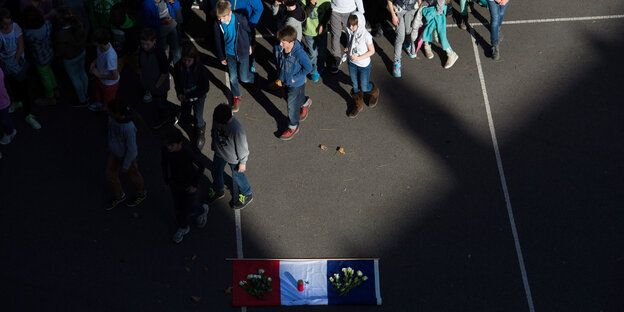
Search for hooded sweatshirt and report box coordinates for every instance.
[211,116,249,165]
[346,11,373,68]
[272,1,307,41]
[108,111,138,170]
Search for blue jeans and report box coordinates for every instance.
[212,155,252,198]
[348,62,373,93]
[488,1,509,45]
[182,95,206,128]
[285,84,306,129]
[0,107,15,135]
[226,54,254,97]
[63,50,88,103]
[303,33,327,74]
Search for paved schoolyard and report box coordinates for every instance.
[1,1,622,311]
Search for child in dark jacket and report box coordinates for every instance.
[274,25,312,141]
[22,6,57,105]
[162,126,208,244]
[213,0,255,113]
[173,42,210,150]
[272,0,306,41]
[139,27,173,129]
[106,98,147,210]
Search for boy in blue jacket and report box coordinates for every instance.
[142,0,182,64]
[274,25,312,140]
[106,98,147,210]
[214,0,256,113]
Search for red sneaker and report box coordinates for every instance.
[279,127,299,141]
[299,97,311,121]
[232,97,241,112]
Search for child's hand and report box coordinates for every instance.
[344,47,349,53]
[178,94,187,102]
[237,164,246,173]
[186,186,197,193]
[350,54,360,61]
[221,60,227,66]
[249,45,253,55]
[392,15,399,27]
[318,25,323,34]
[291,78,295,83]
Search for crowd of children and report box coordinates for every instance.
[0,0,511,241]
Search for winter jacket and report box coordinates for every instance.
[139,45,170,95]
[275,40,312,88]
[272,1,306,41]
[227,0,264,25]
[213,12,252,61]
[161,141,205,188]
[173,60,210,99]
[141,0,179,29]
[108,111,138,170]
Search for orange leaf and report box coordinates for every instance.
[185,267,191,273]
[190,296,201,303]
[191,255,197,261]
[337,147,345,154]
[224,286,233,294]
[319,144,328,151]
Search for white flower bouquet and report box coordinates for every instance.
[239,269,273,300]
[328,267,368,297]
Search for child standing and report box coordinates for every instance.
[173,42,210,150]
[488,0,510,60]
[162,127,208,243]
[207,103,252,209]
[274,25,312,140]
[105,98,147,210]
[0,8,41,129]
[386,0,419,77]
[345,11,379,118]
[414,0,459,69]
[139,27,172,129]
[142,0,182,64]
[55,6,89,107]
[213,0,255,113]
[302,0,331,82]
[88,28,120,111]
[22,6,57,105]
[272,0,306,42]
[328,0,365,74]
[0,67,17,153]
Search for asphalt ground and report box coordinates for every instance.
[1,1,623,311]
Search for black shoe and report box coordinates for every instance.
[231,194,253,210]
[206,188,225,203]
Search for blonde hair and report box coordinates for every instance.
[216,0,232,17]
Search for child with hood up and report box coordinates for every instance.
[344,11,378,118]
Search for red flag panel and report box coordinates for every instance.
[232,260,281,306]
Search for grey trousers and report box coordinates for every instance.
[329,11,352,60]
[393,8,417,62]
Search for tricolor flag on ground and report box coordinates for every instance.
[232,259,382,306]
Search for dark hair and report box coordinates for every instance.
[92,28,111,44]
[213,103,232,124]
[108,98,128,115]
[164,127,184,145]
[140,27,157,41]
[57,6,86,43]
[0,8,12,21]
[22,6,44,29]
[284,0,297,6]
[110,3,128,27]
[277,25,297,43]
[348,14,358,27]
[181,42,200,72]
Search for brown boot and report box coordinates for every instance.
[366,82,379,108]
[348,92,364,118]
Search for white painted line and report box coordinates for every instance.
[463,14,624,28]
[469,28,535,312]
[234,208,245,312]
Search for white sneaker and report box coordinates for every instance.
[0,129,17,145]
[196,204,209,228]
[424,44,434,59]
[143,91,152,103]
[444,52,459,69]
[88,102,105,112]
[24,114,41,130]
[173,226,190,244]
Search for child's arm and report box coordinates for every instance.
[186,65,210,98]
[350,42,375,61]
[291,48,312,83]
[122,128,138,171]
[15,35,24,62]
[248,0,264,25]
[387,1,399,26]
[154,48,169,89]
[161,148,171,187]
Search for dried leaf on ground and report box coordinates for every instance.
[185,267,191,273]
[337,147,345,154]
[538,50,543,54]
[224,286,233,294]
[191,255,197,261]
[132,212,140,218]
[190,296,201,303]
[319,144,328,151]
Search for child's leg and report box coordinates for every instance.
[229,163,252,197]
[101,81,120,109]
[303,34,319,74]
[226,55,241,97]
[192,96,206,128]
[167,29,182,64]
[36,64,57,99]
[285,85,305,129]
[316,32,328,74]
[329,12,344,64]
[359,63,373,93]
[237,57,254,84]
[171,187,190,228]
[105,153,124,198]
[393,10,407,63]
[127,158,146,196]
[348,62,361,93]
[63,51,89,103]
[0,107,15,134]
[211,155,228,192]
